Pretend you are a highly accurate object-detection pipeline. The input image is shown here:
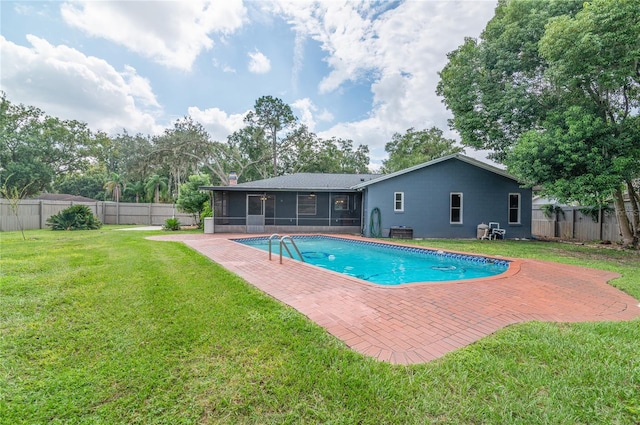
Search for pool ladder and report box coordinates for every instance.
[268,234,304,264]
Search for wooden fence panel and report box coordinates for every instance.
[1,199,196,231]
[532,205,631,242]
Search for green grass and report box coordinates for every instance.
[1,228,639,424]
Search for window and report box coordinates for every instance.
[450,193,462,224]
[298,194,317,215]
[509,193,521,224]
[394,192,404,212]
[333,195,349,211]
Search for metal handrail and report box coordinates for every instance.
[267,233,281,260]
[279,235,304,264]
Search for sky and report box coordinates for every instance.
[0,0,498,169]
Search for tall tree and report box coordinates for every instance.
[244,96,297,177]
[150,116,212,197]
[279,126,370,174]
[104,172,125,203]
[0,94,96,196]
[0,96,52,195]
[54,168,107,200]
[124,180,146,203]
[107,131,154,182]
[437,0,639,247]
[381,127,463,173]
[225,126,272,181]
[144,174,168,204]
[437,0,583,161]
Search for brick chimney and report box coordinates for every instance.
[228,171,238,186]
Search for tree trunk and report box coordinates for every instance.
[626,179,639,238]
[272,128,278,177]
[613,186,636,248]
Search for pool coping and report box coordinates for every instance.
[149,233,640,365]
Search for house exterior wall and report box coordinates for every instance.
[362,159,532,239]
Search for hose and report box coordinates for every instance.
[369,207,382,238]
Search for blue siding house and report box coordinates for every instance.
[355,154,532,239]
[201,154,532,239]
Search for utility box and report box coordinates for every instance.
[204,217,214,234]
[477,223,489,239]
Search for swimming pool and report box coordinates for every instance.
[233,236,510,286]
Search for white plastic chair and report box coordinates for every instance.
[489,222,506,240]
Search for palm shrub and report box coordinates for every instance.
[46,205,102,230]
[163,217,181,231]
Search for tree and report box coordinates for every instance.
[437,0,583,162]
[104,172,125,203]
[218,127,271,183]
[1,95,54,196]
[244,96,297,177]
[144,174,168,204]
[54,168,107,200]
[437,0,640,247]
[278,126,370,174]
[323,138,370,174]
[176,174,211,226]
[150,116,213,196]
[381,127,463,173]
[107,131,154,182]
[124,180,146,203]
[0,174,33,240]
[0,93,101,196]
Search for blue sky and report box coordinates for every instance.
[1,0,498,168]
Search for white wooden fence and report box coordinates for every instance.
[0,199,197,232]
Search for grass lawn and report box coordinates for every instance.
[1,227,639,424]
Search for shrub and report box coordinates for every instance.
[163,217,181,231]
[199,204,212,229]
[46,205,102,231]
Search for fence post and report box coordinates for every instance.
[599,207,603,241]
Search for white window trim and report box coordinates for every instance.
[450,192,463,224]
[394,192,404,212]
[508,193,521,224]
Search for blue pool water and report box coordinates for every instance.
[233,236,509,286]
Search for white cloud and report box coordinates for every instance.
[291,98,333,132]
[60,0,247,71]
[291,32,305,92]
[0,35,162,135]
[212,58,237,73]
[275,0,498,165]
[247,50,271,74]
[187,106,248,142]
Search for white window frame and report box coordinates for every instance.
[508,193,521,224]
[394,192,404,212]
[450,192,463,224]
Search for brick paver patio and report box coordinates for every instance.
[151,234,640,365]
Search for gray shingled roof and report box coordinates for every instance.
[201,154,519,192]
[202,173,380,191]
